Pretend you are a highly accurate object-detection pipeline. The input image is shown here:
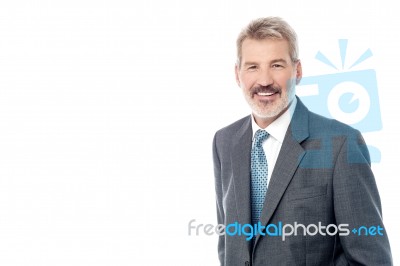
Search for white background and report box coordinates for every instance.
[0,0,399,265]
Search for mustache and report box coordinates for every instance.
[250,85,281,96]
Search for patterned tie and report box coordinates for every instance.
[251,129,269,226]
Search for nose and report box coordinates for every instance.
[256,67,273,87]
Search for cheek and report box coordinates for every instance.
[275,72,296,88]
[239,75,255,90]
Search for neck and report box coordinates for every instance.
[253,115,276,129]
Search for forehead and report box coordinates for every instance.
[241,38,291,63]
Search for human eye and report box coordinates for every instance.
[247,65,258,71]
[272,63,284,69]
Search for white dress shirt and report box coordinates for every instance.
[251,97,297,186]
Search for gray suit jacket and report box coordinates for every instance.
[213,97,392,266]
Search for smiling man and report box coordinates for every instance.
[212,17,392,266]
[237,37,299,128]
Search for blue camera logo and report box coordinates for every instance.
[298,39,381,162]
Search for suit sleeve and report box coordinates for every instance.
[213,132,225,265]
[333,130,392,265]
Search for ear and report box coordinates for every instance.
[235,64,241,87]
[295,60,302,85]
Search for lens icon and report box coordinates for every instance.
[327,81,371,125]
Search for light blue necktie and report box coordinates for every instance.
[251,129,269,226]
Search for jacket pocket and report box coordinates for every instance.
[286,185,327,201]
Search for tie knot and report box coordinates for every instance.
[254,129,269,147]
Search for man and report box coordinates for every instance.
[213,17,392,265]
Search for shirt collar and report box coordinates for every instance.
[251,97,297,143]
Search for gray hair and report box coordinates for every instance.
[236,17,299,66]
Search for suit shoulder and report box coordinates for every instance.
[213,115,251,142]
[308,110,360,137]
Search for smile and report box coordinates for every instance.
[257,92,276,96]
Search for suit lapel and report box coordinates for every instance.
[254,98,310,246]
[231,116,253,249]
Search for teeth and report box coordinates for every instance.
[258,92,274,96]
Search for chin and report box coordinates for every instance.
[253,109,281,119]
[251,101,288,119]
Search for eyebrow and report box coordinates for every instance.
[270,58,289,64]
[242,58,289,66]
